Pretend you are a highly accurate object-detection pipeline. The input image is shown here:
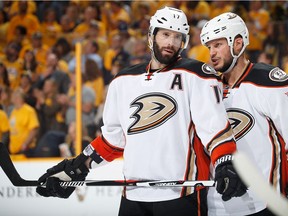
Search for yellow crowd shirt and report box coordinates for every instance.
[9,104,39,154]
[85,77,105,107]
[73,21,107,39]
[188,44,210,63]
[6,13,40,42]
[40,21,62,47]
[247,9,270,51]
[0,56,23,90]
[0,110,9,141]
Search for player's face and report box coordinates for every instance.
[206,38,233,72]
[153,29,182,65]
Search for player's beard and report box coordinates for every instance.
[218,54,234,73]
[153,42,180,65]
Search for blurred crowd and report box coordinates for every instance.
[0,0,287,158]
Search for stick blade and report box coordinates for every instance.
[233,151,288,216]
[0,142,38,187]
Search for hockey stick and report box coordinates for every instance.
[233,151,288,216]
[0,142,215,187]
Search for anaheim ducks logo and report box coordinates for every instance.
[128,93,177,135]
[226,108,255,141]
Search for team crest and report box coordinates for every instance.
[128,93,177,135]
[226,108,255,141]
[269,67,288,82]
[202,64,218,75]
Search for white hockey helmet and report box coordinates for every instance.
[200,12,249,72]
[148,6,190,51]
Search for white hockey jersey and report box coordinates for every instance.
[91,58,236,202]
[208,62,288,215]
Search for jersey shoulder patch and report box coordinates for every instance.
[245,63,288,87]
[268,67,288,82]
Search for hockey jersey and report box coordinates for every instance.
[91,58,236,202]
[208,62,288,215]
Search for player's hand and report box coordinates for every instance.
[215,155,247,201]
[36,154,89,199]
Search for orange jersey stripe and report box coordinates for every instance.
[90,136,124,162]
[210,141,236,166]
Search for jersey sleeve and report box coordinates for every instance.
[189,76,236,165]
[90,79,124,162]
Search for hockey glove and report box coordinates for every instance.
[36,153,89,199]
[215,154,247,201]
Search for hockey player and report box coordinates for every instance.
[36,7,246,215]
[200,12,288,216]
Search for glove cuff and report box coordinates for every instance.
[215,154,233,168]
[83,144,104,164]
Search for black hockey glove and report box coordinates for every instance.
[215,154,247,201]
[36,153,89,199]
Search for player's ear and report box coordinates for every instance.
[148,34,153,51]
[233,36,244,55]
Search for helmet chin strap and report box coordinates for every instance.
[222,44,246,73]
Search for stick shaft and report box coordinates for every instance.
[0,143,214,187]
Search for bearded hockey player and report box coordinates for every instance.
[201,12,288,216]
[36,7,246,216]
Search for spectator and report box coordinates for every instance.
[60,72,96,138]
[8,0,36,18]
[40,8,62,47]
[0,63,10,89]
[103,33,130,84]
[262,22,283,66]
[36,52,70,94]
[246,1,270,62]
[34,121,91,158]
[102,1,130,34]
[64,4,81,31]
[128,38,150,65]
[57,14,75,44]
[84,19,109,59]
[73,6,106,40]
[36,1,65,23]
[6,1,40,43]
[180,1,210,26]
[0,9,9,54]
[187,19,210,63]
[13,25,30,48]
[130,2,151,30]
[209,1,234,19]
[133,14,150,40]
[19,71,36,108]
[257,51,273,65]
[84,58,104,108]
[0,86,13,117]
[68,39,103,74]
[34,78,66,137]
[0,106,9,150]
[9,88,39,155]
[22,49,43,83]
[53,37,73,64]
[20,31,49,67]
[0,42,23,90]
